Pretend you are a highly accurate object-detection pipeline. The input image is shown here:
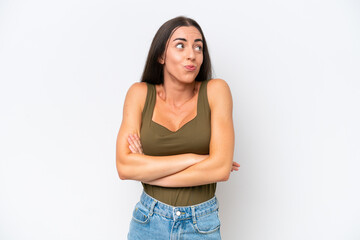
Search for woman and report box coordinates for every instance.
[116,16,240,239]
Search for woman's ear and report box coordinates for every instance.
[158,56,164,64]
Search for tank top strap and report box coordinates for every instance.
[141,83,156,124]
[197,79,211,117]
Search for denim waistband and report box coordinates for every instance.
[139,191,219,221]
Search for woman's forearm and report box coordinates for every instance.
[143,155,233,187]
[116,131,208,182]
[116,152,208,182]
[119,133,236,185]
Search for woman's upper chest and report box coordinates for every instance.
[152,93,198,132]
[139,80,211,155]
[152,82,202,133]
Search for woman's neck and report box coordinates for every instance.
[159,79,198,108]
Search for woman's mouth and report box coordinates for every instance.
[185,65,196,71]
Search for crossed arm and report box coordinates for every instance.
[115,79,239,187]
[127,133,240,187]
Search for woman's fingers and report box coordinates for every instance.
[133,134,143,154]
[128,144,136,153]
[127,135,137,153]
[127,134,143,154]
[127,135,139,153]
[231,161,240,172]
[131,134,143,154]
[130,134,140,152]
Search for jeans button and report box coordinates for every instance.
[176,211,181,216]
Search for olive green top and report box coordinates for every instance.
[140,79,216,206]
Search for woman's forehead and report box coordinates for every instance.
[170,26,202,41]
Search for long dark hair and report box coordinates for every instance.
[140,16,212,84]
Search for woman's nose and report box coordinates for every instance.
[186,48,195,60]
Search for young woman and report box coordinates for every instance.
[116,16,240,239]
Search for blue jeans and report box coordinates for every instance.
[127,191,221,240]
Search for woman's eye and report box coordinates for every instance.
[176,43,184,49]
[195,45,202,51]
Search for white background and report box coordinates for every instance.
[1,0,359,239]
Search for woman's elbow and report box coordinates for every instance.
[116,163,128,180]
[218,170,231,182]
[205,158,232,182]
[216,164,232,182]
[116,157,131,180]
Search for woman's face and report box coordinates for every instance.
[160,26,204,84]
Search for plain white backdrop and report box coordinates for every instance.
[1,0,359,239]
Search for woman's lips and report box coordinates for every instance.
[185,65,196,71]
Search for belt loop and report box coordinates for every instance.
[191,206,196,224]
[149,199,157,216]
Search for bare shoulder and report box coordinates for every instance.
[125,82,148,110]
[207,79,232,108]
[127,82,147,96]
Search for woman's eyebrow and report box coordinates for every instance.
[173,38,203,42]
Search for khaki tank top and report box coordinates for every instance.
[140,79,216,206]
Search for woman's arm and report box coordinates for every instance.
[143,79,236,187]
[116,82,207,182]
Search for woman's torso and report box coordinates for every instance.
[140,79,216,206]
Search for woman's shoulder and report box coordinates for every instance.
[206,79,232,110]
[207,78,230,89]
[126,82,149,98]
[207,79,232,107]
[125,82,148,111]
[127,81,148,93]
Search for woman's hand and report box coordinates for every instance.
[127,133,143,154]
[231,161,240,172]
